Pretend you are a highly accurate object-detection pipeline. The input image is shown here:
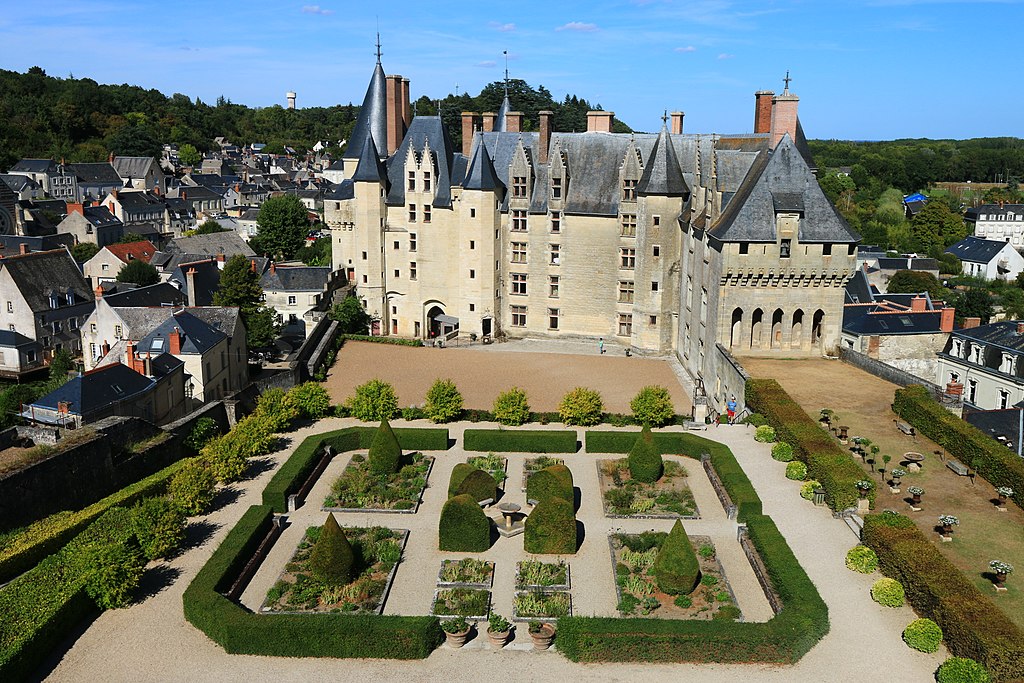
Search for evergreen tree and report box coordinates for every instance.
[308,513,354,587]
[214,254,279,348]
[251,195,309,260]
[330,296,371,334]
[115,259,159,287]
[653,520,701,595]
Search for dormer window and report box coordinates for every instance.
[512,176,527,199]
[551,177,562,200]
[66,292,74,305]
[622,179,637,202]
[49,295,59,309]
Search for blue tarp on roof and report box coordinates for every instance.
[904,193,928,204]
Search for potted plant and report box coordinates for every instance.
[991,560,1014,587]
[938,514,959,536]
[908,485,924,505]
[528,620,556,650]
[855,479,874,499]
[487,613,512,648]
[880,454,891,480]
[890,468,907,487]
[997,486,1015,506]
[441,617,471,648]
[819,409,836,429]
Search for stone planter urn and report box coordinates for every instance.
[529,623,556,651]
[942,523,953,535]
[858,487,870,499]
[441,618,471,648]
[487,627,511,648]
[445,627,470,648]
[996,572,1008,587]
[912,492,922,505]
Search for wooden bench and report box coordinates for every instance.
[896,421,916,436]
[945,459,970,476]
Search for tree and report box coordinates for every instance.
[424,378,463,423]
[911,200,967,251]
[115,259,159,287]
[368,418,402,475]
[886,270,947,301]
[628,426,664,483]
[195,219,228,234]
[178,143,201,168]
[653,520,701,595]
[252,195,309,259]
[330,296,371,335]
[297,236,331,266]
[116,232,145,244]
[214,254,277,347]
[244,306,279,348]
[493,387,530,426]
[71,242,99,262]
[558,387,604,426]
[49,348,74,382]
[953,289,995,325]
[345,379,398,422]
[308,513,354,587]
[630,385,675,427]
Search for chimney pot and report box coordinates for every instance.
[19,243,28,255]
[94,285,104,300]
[270,262,276,274]
[964,316,982,329]
[586,111,614,133]
[482,112,496,133]
[911,296,926,312]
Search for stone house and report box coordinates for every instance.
[260,263,332,334]
[82,240,158,285]
[937,320,1024,410]
[112,156,166,193]
[57,204,124,247]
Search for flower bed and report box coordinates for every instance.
[516,560,570,590]
[610,533,738,621]
[522,456,565,492]
[430,588,491,620]
[513,591,572,622]
[437,558,494,588]
[323,452,433,512]
[465,453,508,487]
[262,526,406,615]
[598,459,697,518]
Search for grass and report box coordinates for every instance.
[0,428,98,476]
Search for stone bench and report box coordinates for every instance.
[477,498,494,508]
[945,459,970,477]
[896,421,916,436]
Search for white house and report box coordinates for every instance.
[946,236,1024,281]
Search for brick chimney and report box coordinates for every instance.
[143,351,152,377]
[964,317,982,329]
[401,78,411,127]
[216,253,225,263]
[461,112,477,157]
[101,340,110,356]
[94,285,104,300]
[185,268,197,307]
[270,262,276,275]
[108,151,114,164]
[152,185,160,196]
[587,111,614,133]
[911,296,926,312]
[506,112,523,133]
[1017,321,1024,335]
[940,306,955,333]
[250,259,256,272]
[169,326,183,355]
[770,91,799,148]
[538,110,554,165]
[482,112,496,132]
[754,90,774,134]
[66,202,84,216]
[385,74,405,155]
[669,112,685,135]
[19,243,28,255]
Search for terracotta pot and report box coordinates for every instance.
[444,628,470,648]
[529,623,556,651]
[858,488,869,499]
[487,627,511,648]
[996,572,1008,587]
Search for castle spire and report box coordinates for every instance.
[375,32,382,64]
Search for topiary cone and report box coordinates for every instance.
[308,512,354,587]
[653,519,701,595]
[368,418,402,475]
[628,425,663,483]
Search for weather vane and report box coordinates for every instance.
[783,70,792,92]
[503,50,509,96]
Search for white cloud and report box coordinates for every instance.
[301,5,333,15]
[717,52,734,59]
[476,60,496,68]
[556,21,599,32]
[674,45,697,53]
[489,22,516,32]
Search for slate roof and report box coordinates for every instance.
[876,257,939,272]
[0,234,75,258]
[167,232,255,257]
[10,159,55,174]
[0,175,41,194]
[81,206,122,229]
[30,362,154,415]
[324,180,354,201]
[69,163,122,185]
[167,258,221,306]
[105,240,157,264]
[260,265,330,292]
[964,408,1023,449]
[139,310,226,355]
[637,127,689,198]
[842,268,945,336]
[102,282,185,308]
[2,249,91,312]
[385,117,458,209]
[177,185,223,202]
[952,321,1024,353]
[112,156,157,179]
[352,135,386,183]
[462,134,503,192]
[972,204,1024,220]
[187,306,242,337]
[0,329,39,348]
[344,61,388,160]
[946,236,1011,264]
[115,191,164,212]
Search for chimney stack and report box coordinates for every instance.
[940,306,955,333]
[385,75,409,155]
[964,317,982,329]
[270,262,276,275]
[108,152,114,164]
[670,112,685,135]
[586,111,614,133]
[169,326,183,354]
[770,91,799,148]
[216,253,225,263]
[911,296,926,312]
[67,202,84,216]
[1017,321,1024,335]
[144,351,152,377]
[538,111,554,165]
[94,285,104,301]
[250,259,256,272]
[401,78,411,127]
[19,243,28,256]
[754,90,774,134]
[506,112,524,133]
[482,112,496,132]
[185,267,197,308]
[461,112,478,158]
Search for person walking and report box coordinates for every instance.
[598,338,605,354]
[726,395,737,424]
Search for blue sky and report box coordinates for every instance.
[2,0,1022,139]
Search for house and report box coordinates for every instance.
[946,235,1024,281]
[937,320,1024,410]
[112,156,166,193]
[68,162,124,202]
[171,185,224,217]
[0,330,44,379]
[260,263,332,335]
[7,159,78,200]
[0,174,44,200]
[0,234,76,259]
[102,190,166,227]
[79,283,191,365]
[57,203,124,247]
[21,353,186,427]
[166,232,255,258]
[0,247,95,359]
[865,255,941,292]
[903,192,928,218]
[965,203,1024,248]
[162,197,196,235]
[82,240,158,285]
[320,159,346,185]
[166,257,223,306]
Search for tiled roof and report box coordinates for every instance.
[105,240,157,264]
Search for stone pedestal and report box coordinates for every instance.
[941,535,953,543]
[998,506,1008,513]
[909,505,922,512]
[889,486,901,494]
[995,585,1008,593]
[857,498,870,513]
[908,463,921,473]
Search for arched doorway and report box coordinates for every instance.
[427,305,444,339]
[771,309,784,349]
[791,309,804,348]
[730,308,743,349]
[750,308,763,348]
[812,309,825,346]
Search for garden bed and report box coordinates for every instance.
[609,533,739,621]
[512,590,572,622]
[323,452,433,513]
[261,526,407,615]
[430,588,491,620]
[465,453,508,489]
[515,559,570,591]
[436,558,494,588]
[521,456,565,492]
[597,459,698,518]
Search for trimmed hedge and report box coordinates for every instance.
[746,379,871,512]
[261,427,449,512]
[438,495,491,553]
[0,457,188,585]
[455,469,497,503]
[463,429,577,453]
[585,431,761,522]
[526,464,574,506]
[182,505,442,659]
[555,514,828,663]
[447,463,474,498]
[862,512,1024,681]
[523,496,576,554]
[894,385,1024,509]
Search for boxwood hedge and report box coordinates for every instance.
[745,379,870,512]
[463,429,577,453]
[182,505,443,659]
[555,514,828,663]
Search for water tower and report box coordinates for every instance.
[286,91,297,109]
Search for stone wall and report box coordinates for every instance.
[714,343,750,415]
[839,347,941,394]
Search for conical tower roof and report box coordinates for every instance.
[344,60,387,160]
[463,134,503,191]
[637,125,689,197]
[495,94,511,133]
[352,133,386,184]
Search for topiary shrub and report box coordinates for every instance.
[936,657,990,683]
[455,469,497,503]
[131,497,186,560]
[845,544,879,574]
[447,463,474,498]
[80,538,145,609]
[754,425,776,443]
[903,617,943,653]
[168,458,216,515]
[424,378,463,423]
[870,577,905,608]
[346,379,399,422]
[526,464,573,505]
[630,385,675,427]
[785,461,807,481]
[771,442,794,462]
[308,513,354,587]
[800,479,821,501]
[287,382,332,420]
[653,519,701,595]
[493,387,530,426]
[524,496,576,554]
[628,426,664,483]
[439,494,491,552]
[559,387,604,426]
[184,417,220,454]
[368,419,402,475]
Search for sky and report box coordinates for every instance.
[1,0,1022,140]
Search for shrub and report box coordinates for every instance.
[524,496,576,554]
[630,385,675,427]
[254,387,299,432]
[184,417,220,453]
[401,406,425,421]
[904,618,943,653]
[526,464,574,506]
[131,497,186,560]
[447,463,475,498]
[346,379,399,422]
[464,429,577,453]
[799,480,821,501]
[785,461,807,481]
[309,513,354,587]
[203,438,249,483]
[368,419,402,475]
[754,425,776,443]
[168,458,217,515]
[287,382,332,420]
[627,426,664,483]
[870,577,905,608]
[439,494,491,552]
[653,520,700,595]
[493,387,530,426]
[559,387,604,426]
[80,538,145,610]
[771,442,794,462]
[454,468,497,503]
[846,545,879,574]
[424,379,463,423]
[936,657,990,683]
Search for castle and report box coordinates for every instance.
[324,57,859,414]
